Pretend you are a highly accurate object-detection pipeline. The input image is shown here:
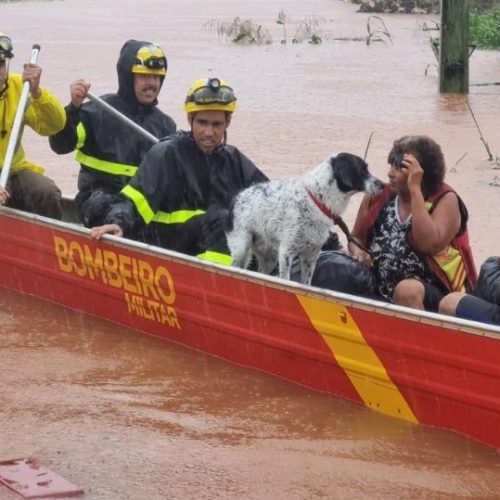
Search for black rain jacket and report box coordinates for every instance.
[49,39,176,223]
[106,131,269,259]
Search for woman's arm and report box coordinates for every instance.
[348,193,374,268]
[411,190,461,254]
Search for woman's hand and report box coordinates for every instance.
[402,153,424,194]
[349,241,374,268]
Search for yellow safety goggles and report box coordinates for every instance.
[186,78,236,105]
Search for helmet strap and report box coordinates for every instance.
[0,79,8,100]
[0,58,9,96]
[188,112,195,133]
[1,84,8,137]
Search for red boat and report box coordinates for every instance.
[1,204,500,451]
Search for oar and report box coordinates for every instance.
[0,44,41,188]
[86,91,159,145]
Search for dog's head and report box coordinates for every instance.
[330,152,385,196]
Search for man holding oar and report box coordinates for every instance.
[0,31,66,218]
[49,39,176,228]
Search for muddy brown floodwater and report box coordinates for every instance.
[1,0,500,498]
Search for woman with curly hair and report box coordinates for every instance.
[348,135,477,312]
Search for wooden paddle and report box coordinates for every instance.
[86,91,159,145]
[0,44,41,189]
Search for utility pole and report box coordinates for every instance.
[439,0,470,93]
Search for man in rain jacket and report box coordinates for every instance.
[49,39,176,227]
[90,77,268,265]
[0,31,66,218]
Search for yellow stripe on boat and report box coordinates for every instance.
[298,296,418,423]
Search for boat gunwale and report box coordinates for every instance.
[2,204,500,340]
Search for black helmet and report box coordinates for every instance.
[0,32,14,60]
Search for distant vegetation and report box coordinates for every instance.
[205,12,327,45]
[205,18,273,45]
[204,3,500,50]
[350,0,499,13]
[351,0,439,13]
[351,0,500,50]
[470,6,500,48]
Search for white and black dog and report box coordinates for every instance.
[226,152,385,285]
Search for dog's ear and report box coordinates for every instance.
[326,153,338,171]
[335,153,368,170]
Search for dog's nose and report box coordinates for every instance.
[370,178,385,195]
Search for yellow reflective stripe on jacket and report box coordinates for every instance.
[152,209,205,224]
[75,122,137,177]
[197,251,233,265]
[75,150,138,177]
[122,184,155,223]
[121,185,206,225]
[76,122,86,150]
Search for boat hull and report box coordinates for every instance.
[1,207,500,451]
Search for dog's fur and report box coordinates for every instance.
[226,152,385,285]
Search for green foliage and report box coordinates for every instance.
[470,6,500,49]
[351,0,498,13]
[204,17,272,45]
[308,34,323,45]
[352,0,439,13]
[293,15,326,44]
[207,12,326,46]
[276,11,324,45]
[472,0,500,11]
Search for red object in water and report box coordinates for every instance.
[0,458,84,499]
